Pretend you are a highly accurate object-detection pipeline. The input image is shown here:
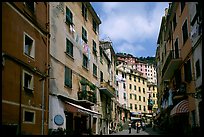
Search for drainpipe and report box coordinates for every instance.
[18,66,22,135]
[40,78,45,135]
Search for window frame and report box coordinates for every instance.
[82,54,88,69]
[93,63,97,77]
[64,66,72,88]
[82,27,88,43]
[66,38,73,57]
[82,3,88,20]
[23,70,34,93]
[24,32,35,59]
[23,109,35,124]
[182,19,188,45]
[66,6,73,25]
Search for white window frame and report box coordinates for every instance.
[23,109,35,124]
[24,32,35,59]
[23,70,34,93]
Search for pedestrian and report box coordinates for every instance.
[128,122,132,133]
[142,121,146,131]
[136,122,140,133]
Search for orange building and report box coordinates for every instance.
[156,2,202,135]
[2,2,50,135]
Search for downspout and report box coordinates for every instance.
[45,2,50,135]
[18,66,22,135]
[41,79,45,135]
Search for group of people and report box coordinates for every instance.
[129,121,146,133]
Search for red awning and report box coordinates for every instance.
[170,100,189,116]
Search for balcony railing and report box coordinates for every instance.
[99,81,115,98]
[162,50,182,80]
[78,90,96,105]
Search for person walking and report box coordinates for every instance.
[128,122,132,134]
[136,122,140,133]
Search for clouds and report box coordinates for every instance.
[92,2,169,57]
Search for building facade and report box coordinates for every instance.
[49,2,101,135]
[156,2,202,135]
[2,2,49,135]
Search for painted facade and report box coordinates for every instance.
[2,2,49,135]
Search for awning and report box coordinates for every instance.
[170,100,189,116]
[64,101,101,116]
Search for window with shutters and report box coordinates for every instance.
[92,40,97,56]
[82,27,88,43]
[64,66,72,88]
[182,20,188,45]
[82,3,87,20]
[82,54,88,69]
[66,38,73,57]
[195,59,201,78]
[184,59,192,82]
[93,63,97,77]
[66,7,73,25]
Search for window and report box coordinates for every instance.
[139,87,141,92]
[116,90,119,97]
[138,77,140,82]
[99,46,103,63]
[25,2,34,12]
[123,93,126,100]
[134,76,136,82]
[82,27,88,43]
[23,109,35,123]
[143,97,145,102]
[24,33,35,58]
[130,94,132,99]
[134,94,137,100]
[139,105,141,110]
[173,13,177,30]
[66,7,73,25]
[182,20,188,45]
[135,104,137,110]
[143,80,145,84]
[123,83,126,89]
[82,54,89,70]
[139,96,141,101]
[93,19,98,33]
[92,40,97,56]
[143,88,145,94]
[65,66,72,88]
[23,70,34,93]
[100,71,103,82]
[134,85,136,90]
[129,74,132,80]
[184,59,192,82]
[130,103,132,109]
[93,63,97,77]
[82,3,87,20]
[66,38,73,57]
[195,59,201,78]
[129,84,132,89]
[116,81,119,86]
[144,106,146,112]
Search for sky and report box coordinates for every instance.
[91,2,169,57]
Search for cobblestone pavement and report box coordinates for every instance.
[109,127,167,135]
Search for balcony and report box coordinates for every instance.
[78,90,96,106]
[99,81,115,98]
[162,50,182,80]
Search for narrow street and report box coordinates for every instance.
[110,127,167,135]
